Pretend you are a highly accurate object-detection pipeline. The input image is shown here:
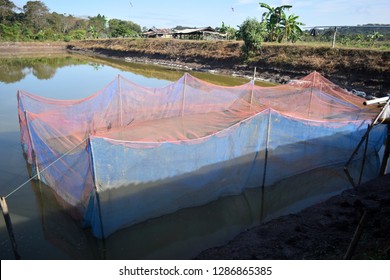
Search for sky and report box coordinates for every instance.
[12,0,390,29]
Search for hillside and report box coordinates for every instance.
[68,38,390,95]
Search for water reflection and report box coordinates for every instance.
[0,54,272,87]
[32,157,376,260]
[0,56,88,84]
[71,54,276,87]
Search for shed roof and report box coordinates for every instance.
[174,27,215,34]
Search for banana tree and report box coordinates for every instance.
[259,2,292,42]
[367,31,383,47]
[279,14,304,43]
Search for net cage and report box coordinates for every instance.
[17,71,386,238]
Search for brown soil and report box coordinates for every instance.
[0,41,67,56]
[195,174,390,260]
[67,38,390,96]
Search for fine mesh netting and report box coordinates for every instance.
[17,71,386,238]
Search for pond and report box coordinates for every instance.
[0,53,374,260]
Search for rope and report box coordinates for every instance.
[5,137,89,199]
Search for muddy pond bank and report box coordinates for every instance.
[67,39,390,96]
[1,40,388,95]
[195,174,390,260]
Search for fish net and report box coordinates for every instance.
[17,71,386,238]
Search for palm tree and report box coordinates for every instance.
[259,2,292,42]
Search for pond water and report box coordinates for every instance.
[0,54,375,260]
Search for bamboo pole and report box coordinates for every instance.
[181,73,187,116]
[331,27,337,48]
[118,74,123,127]
[344,98,390,187]
[343,210,368,260]
[24,111,40,181]
[379,124,390,175]
[0,197,21,259]
[358,124,370,186]
[249,67,257,107]
[260,110,272,221]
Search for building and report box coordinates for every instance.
[142,28,173,38]
[173,27,226,40]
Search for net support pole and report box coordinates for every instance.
[181,73,187,116]
[118,74,123,127]
[88,138,106,240]
[250,67,256,106]
[344,97,390,187]
[331,27,337,48]
[0,197,21,259]
[24,111,40,181]
[343,210,368,260]
[379,124,390,175]
[260,109,272,221]
[358,124,370,186]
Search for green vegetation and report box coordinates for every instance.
[216,22,237,40]
[0,0,141,41]
[235,2,389,58]
[0,0,389,52]
[238,18,265,59]
[238,2,304,57]
[301,26,390,50]
[259,2,303,43]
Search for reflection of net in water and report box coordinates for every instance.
[18,71,386,239]
[33,156,378,260]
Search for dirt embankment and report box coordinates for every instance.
[67,39,390,96]
[0,41,68,55]
[195,174,390,260]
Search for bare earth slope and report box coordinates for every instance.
[67,39,390,96]
[195,175,390,260]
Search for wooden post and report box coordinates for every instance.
[331,27,337,48]
[380,124,390,176]
[24,111,40,181]
[249,67,257,106]
[343,210,368,260]
[181,73,187,116]
[0,197,21,259]
[260,110,272,221]
[344,98,390,187]
[118,74,123,127]
[358,124,370,186]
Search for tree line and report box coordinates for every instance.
[1,0,387,51]
[0,0,141,41]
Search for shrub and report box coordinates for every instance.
[238,18,265,59]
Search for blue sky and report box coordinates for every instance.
[12,0,390,29]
